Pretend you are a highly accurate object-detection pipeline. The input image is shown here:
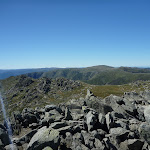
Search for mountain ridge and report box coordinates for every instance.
[1,65,150,86]
[26,66,150,85]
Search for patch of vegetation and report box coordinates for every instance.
[90,80,150,98]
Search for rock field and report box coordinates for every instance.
[1,89,150,150]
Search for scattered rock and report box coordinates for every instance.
[2,86,150,149]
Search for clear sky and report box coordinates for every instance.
[0,0,150,69]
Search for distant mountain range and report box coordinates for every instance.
[1,65,150,85]
[26,65,150,85]
[0,68,59,79]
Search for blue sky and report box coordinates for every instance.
[0,0,150,69]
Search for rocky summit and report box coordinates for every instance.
[1,89,150,150]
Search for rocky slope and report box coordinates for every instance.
[1,89,150,149]
[0,75,82,117]
[1,75,150,121]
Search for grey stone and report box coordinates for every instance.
[127,139,144,150]
[86,111,98,131]
[110,127,129,143]
[72,142,90,150]
[122,98,138,116]
[115,120,129,130]
[105,112,114,130]
[86,89,95,99]
[111,111,125,120]
[72,113,84,120]
[66,120,83,126]
[22,113,38,126]
[120,139,144,150]
[43,110,63,123]
[15,129,37,145]
[91,130,102,140]
[73,124,84,133]
[129,119,140,132]
[0,124,10,146]
[142,141,150,150]
[50,122,67,129]
[94,138,106,149]
[65,108,73,120]
[66,98,85,110]
[4,144,18,150]
[140,90,150,101]
[42,146,53,150]
[128,132,137,139]
[57,126,72,135]
[29,123,39,129]
[144,105,150,123]
[98,113,106,130]
[86,100,113,115]
[103,138,117,150]
[97,129,107,138]
[45,105,57,112]
[81,130,94,149]
[64,132,73,148]
[35,108,45,114]
[27,127,60,150]
[138,122,150,144]
[124,91,142,101]
[0,139,4,148]
[104,95,137,118]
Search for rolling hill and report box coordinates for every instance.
[1,65,150,85]
[26,65,115,80]
[86,69,150,85]
[26,66,150,85]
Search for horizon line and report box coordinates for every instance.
[0,65,150,70]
